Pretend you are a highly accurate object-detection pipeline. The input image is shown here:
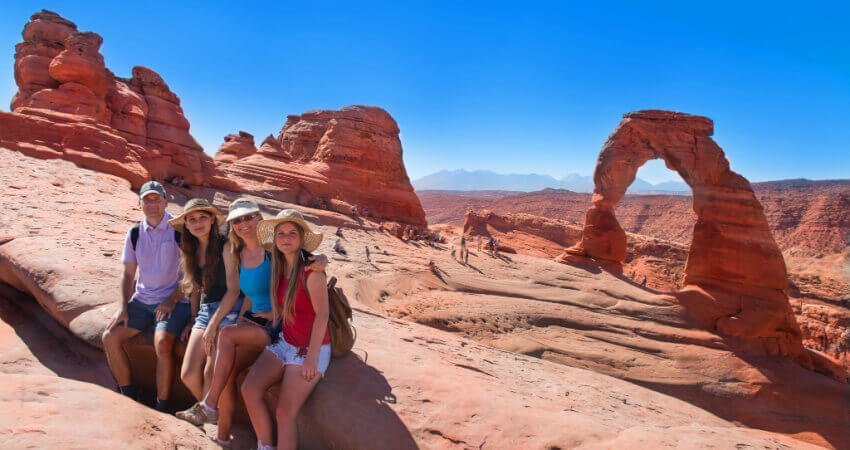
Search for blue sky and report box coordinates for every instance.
[2,1,848,183]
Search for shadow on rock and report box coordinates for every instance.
[297,353,417,449]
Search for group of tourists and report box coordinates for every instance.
[102,181,333,449]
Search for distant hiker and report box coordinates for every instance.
[175,200,328,445]
[460,236,467,263]
[363,206,370,217]
[102,181,190,413]
[494,239,500,256]
[241,209,331,450]
[450,244,456,259]
[350,205,358,216]
[333,238,347,255]
[365,246,371,261]
[427,260,438,275]
[477,235,483,252]
[335,227,343,238]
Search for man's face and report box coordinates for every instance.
[140,193,166,222]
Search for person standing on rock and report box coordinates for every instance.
[242,209,331,450]
[168,199,246,411]
[176,200,328,446]
[102,181,191,413]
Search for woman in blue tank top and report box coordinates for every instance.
[176,199,328,445]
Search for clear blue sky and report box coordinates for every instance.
[2,1,848,183]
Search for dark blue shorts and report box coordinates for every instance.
[126,298,191,336]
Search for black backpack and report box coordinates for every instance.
[130,224,182,251]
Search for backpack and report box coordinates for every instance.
[300,270,356,358]
[130,223,182,251]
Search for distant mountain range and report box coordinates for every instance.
[412,169,691,194]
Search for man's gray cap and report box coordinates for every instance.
[140,181,167,199]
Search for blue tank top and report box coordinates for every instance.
[239,252,272,313]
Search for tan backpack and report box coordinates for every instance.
[300,271,356,357]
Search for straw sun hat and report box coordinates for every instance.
[167,198,225,232]
[257,209,323,253]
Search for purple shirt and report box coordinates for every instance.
[121,212,187,305]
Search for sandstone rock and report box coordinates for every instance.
[106,79,148,145]
[214,131,257,164]
[211,106,426,225]
[48,31,110,97]
[558,110,843,379]
[5,11,214,189]
[0,148,839,449]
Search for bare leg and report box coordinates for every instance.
[153,331,176,400]
[180,328,207,400]
[102,326,141,386]
[276,365,322,450]
[203,323,269,409]
[217,346,262,441]
[241,350,285,446]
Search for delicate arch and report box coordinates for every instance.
[563,110,786,291]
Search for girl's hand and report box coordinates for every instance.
[301,357,319,382]
[180,323,192,342]
[202,326,218,356]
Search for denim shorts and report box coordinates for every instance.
[193,298,243,330]
[126,298,190,336]
[242,311,282,344]
[267,338,331,376]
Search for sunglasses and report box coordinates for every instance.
[231,214,259,225]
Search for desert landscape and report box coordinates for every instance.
[0,9,848,450]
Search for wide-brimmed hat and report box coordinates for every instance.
[168,198,224,232]
[257,209,323,253]
[226,198,261,223]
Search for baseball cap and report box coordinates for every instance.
[140,181,167,200]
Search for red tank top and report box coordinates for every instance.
[276,269,330,347]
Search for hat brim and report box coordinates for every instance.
[168,207,225,232]
[257,217,323,253]
[226,205,261,223]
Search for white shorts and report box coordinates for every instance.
[267,338,331,376]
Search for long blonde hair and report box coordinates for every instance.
[270,221,305,326]
[179,213,222,297]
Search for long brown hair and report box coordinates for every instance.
[270,221,305,326]
[180,212,223,297]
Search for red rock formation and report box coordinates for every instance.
[558,110,844,380]
[214,131,257,164]
[212,106,426,225]
[2,10,213,188]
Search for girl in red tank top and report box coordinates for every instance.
[240,210,330,450]
[276,269,330,348]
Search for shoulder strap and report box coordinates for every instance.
[130,224,141,251]
[174,229,181,245]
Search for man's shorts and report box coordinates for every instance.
[126,298,191,336]
[267,338,331,376]
[192,298,243,330]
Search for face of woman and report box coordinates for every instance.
[185,211,213,238]
[274,222,302,254]
[231,213,260,239]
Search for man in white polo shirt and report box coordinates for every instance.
[102,181,190,413]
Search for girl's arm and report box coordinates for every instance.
[302,271,329,380]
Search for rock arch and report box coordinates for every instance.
[559,110,845,379]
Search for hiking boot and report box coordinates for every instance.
[176,402,218,426]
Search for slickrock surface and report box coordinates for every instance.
[0,148,840,448]
[211,106,426,225]
[0,284,215,449]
